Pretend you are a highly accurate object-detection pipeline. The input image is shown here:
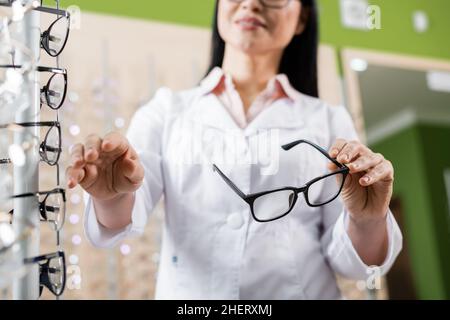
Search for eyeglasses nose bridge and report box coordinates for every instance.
[294,185,307,194]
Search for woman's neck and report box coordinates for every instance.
[222,45,283,111]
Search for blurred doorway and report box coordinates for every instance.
[386,197,417,299]
[341,49,450,143]
[341,49,450,299]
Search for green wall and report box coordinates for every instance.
[420,125,450,298]
[56,0,216,30]
[371,125,450,299]
[55,0,450,61]
[319,0,450,61]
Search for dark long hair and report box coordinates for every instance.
[206,0,319,97]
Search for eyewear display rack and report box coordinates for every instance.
[11,0,41,300]
[0,0,69,300]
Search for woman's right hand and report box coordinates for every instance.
[66,132,144,201]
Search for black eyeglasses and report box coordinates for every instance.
[0,0,71,57]
[228,0,298,9]
[24,250,66,297]
[0,65,67,110]
[9,188,66,232]
[213,139,349,222]
[0,121,61,166]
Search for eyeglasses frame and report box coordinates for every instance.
[213,139,349,222]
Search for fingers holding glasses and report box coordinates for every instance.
[328,138,394,187]
[328,139,370,169]
[336,140,367,164]
[347,152,384,174]
[327,138,348,171]
[359,159,394,186]
[329,138,348,159]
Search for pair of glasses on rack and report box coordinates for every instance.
[7,188,66,232]
[0,0,70,113]
[0,121,61,166]
[23,250,66,297]
[0,64,67,110]
[0,0,68,299]
[0,9,68,110]
[0,0,71,57]
[0,214,66,296]
[0,1,70,110]
[213,139,350,222]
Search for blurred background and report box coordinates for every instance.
[1,0,450,300]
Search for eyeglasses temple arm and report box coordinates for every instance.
[212,164,246,199]
[41,145,61,152]
[23,251,64,264]
[282,139,343,167]
[34,5,69,17]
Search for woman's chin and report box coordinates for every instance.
[231,40,268,55]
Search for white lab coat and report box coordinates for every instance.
[84,86,402,299]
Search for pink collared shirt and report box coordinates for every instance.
[200,67,302,129]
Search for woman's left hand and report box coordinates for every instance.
[328,139,394,225]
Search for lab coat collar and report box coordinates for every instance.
[199,67,302,102]
[194,67,306,135]
[191,90,305,136]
